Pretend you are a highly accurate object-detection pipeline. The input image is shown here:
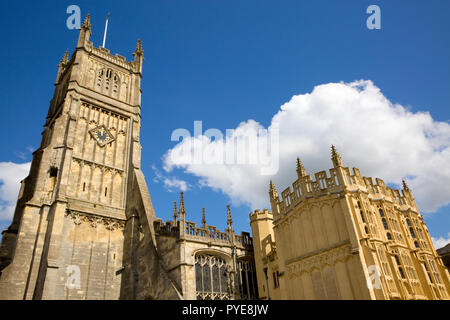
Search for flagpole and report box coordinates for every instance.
[102,13,110,48]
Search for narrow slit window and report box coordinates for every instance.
[49,167,58,177]
[409,228,416,239]
[399,267,406,279]
[382,218,388,230]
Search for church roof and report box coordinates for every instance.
[436,243,450,255]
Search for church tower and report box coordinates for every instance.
[0,15,181,300]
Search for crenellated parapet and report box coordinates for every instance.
[155,193,253,250]
[85,44,141,73]
[154,218,179,237]
[272,165,344,219]
[56,15,140,83]
[272,146,419,219]
[181,219,253,249]
[249,208,273,223]
[74,14,143,74]
[49,14,144,122]
[341,167,418,210]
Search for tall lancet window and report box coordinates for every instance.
[112,73,120,98]
[96,69,105,89]
[96,68,116,95]
[236,258,258,300]
[104,69,112,92]
[195,254,230,300]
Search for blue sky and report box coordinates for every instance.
[0,0,449,246]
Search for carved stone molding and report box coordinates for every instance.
[278,197,340,228]
[286,243,351,276]
[72,156,124,175]
[65,209,125,231]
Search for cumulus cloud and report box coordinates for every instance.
[163,80,450,213]
[163,177,189,192]
[152,165,189,192]
[0,162,31,221]
[432,233,450,249]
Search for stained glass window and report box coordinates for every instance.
[237,258,258,300]
[195,254,230,300]
[212,264,220,293]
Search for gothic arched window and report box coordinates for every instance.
[104,69,112,91]
[382,218,389,230]
[112,73,120,97]
[96,68,116,95]
[96,69,104,88]
[236,258,258,300]
[360,211,366,223]
[409,228,416,239]
[195,253,230,300]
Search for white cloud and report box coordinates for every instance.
[152,165,189,192]
[163,80,450,213]
[0,162,31,221]
[163,177,189,192]
[432,233,450,249]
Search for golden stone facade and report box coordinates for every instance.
[250,147,450,300]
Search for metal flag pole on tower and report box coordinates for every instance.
[102,13,110,48]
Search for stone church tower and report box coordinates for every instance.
[0,15,181,300]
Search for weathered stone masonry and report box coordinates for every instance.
[0,15,181,300]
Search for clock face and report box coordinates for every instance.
[96,127,108,142]
[89,125,115,147]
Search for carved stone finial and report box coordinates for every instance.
[173,201,178,222]
[269,180,278,199]
[331,145,343,168]
[402,179,410,191]
[296,157,306,177]
[56,51,70,82]
[227,204,233,229]
[77,14,92,48]
[179,192,186,217]
[134,39,144,56]
[81,13,91,30]
[60,51,69,65]
[202,208,206,228]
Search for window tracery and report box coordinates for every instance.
[195,254,230,300]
